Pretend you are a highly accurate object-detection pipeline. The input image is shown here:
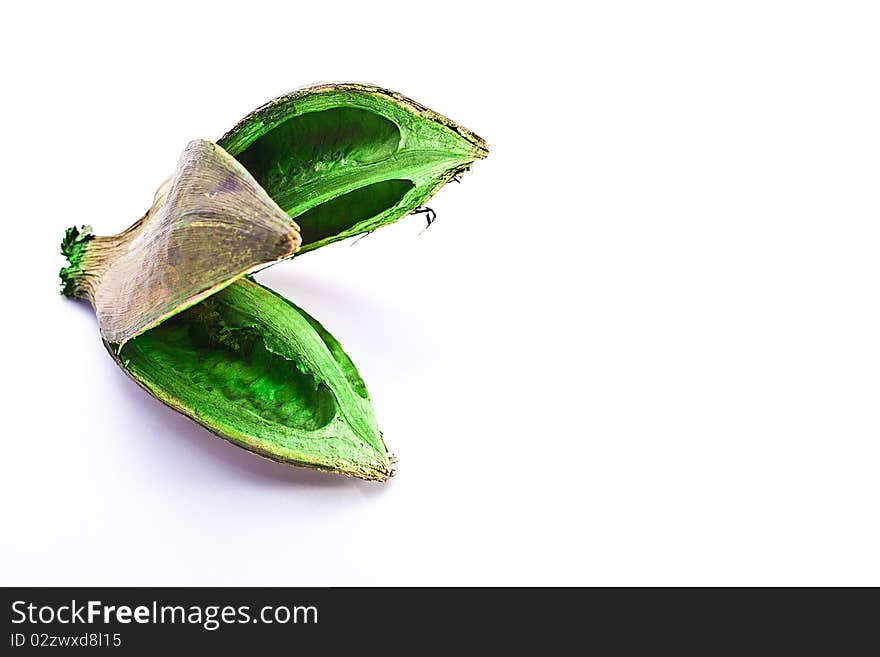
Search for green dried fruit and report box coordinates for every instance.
[60,83,488,481]
[219,83,488,250]
[117,278,390,480]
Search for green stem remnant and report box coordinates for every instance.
[60,225,137,301]
[60,225,94,298]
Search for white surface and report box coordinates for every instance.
[2,1,880,586]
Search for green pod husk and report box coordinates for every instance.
[218,82,488,251]
[62,140,393,480]
[60,83,488,481]
[114,277,391,480]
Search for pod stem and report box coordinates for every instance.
[59,223,137,302]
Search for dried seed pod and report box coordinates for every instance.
[61,84,488,480]
[218,82,488,250]
[62,140,393,480]
[114,277,392,480]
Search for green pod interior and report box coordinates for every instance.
[218,83,488,252]
[113,276,392,481]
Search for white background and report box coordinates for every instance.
[2,1,879,586]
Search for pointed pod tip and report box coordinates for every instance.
[357,457,397,483]
[374,453,398,482]
[336,444,396,482]
[461,128,489,159]
[336,446,396,482]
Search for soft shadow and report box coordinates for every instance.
[63,294,99,320]
[255,266,432,366]
[257,266,401,329]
